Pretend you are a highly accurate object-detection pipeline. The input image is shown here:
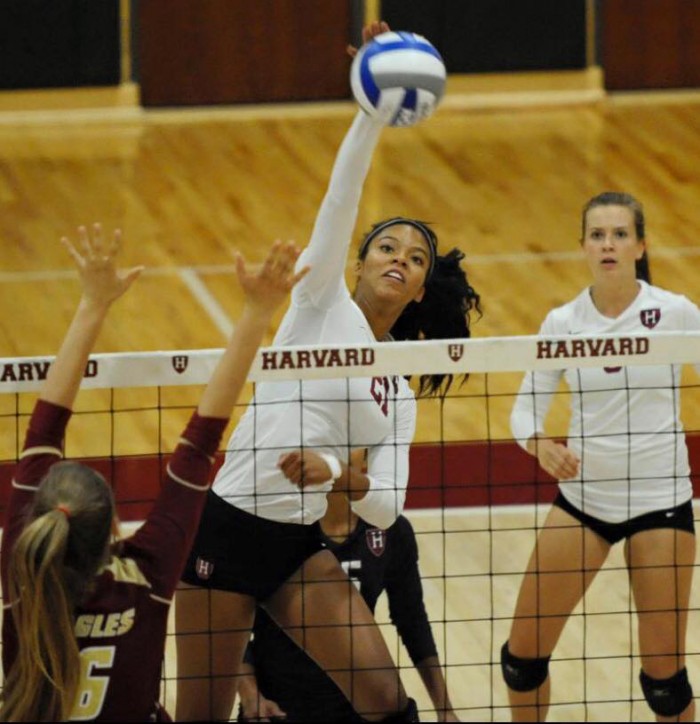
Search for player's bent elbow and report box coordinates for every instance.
[351,493,403,530]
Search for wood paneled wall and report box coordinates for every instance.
[138,0,354,106]
[602,0,700,89]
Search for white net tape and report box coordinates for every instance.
[2,331,699,393]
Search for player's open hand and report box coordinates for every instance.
[346,20,390,57]
[234,240,309,318]
[62,224,143,310]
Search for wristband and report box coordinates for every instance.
[319,453,342,482]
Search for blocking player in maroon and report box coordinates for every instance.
[0,225,307,721]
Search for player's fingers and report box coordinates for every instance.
[91,222,105,258]
[277,451,300,474]
[61,237,84,267]
[281,240,300,261]
[290,265,310,287]
[263,240,285,275]
[108,227,123,257]
[284,461,302,484]
[121,266,145,290]
[542,451,565,478]
[77,225,92,258]
[233,251,248,284]
[280,247,302,280]
[561,462,577,478]
[277,452,291,472]
[362,22,377,44]
[261,241,301,284]
[556,456,578,478]
[560,451,579,474]
[273,240,297,270]
[373,20,388,36]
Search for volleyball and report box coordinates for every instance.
[350,31,446,127]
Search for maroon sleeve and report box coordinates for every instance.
[1,400,70,578]
[122,413,228,599]
[1,399,71,675]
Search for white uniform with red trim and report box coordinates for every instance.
[213,112,416,530]
[511,280,700,522]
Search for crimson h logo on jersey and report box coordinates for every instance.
[195,557,214,580]
[640,308,661,329]
[172,355,189,374]
[448,343,464,362]
[366,528,386,557]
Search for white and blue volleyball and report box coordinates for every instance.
[350,31,446,127]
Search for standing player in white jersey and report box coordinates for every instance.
[175,21,481,723]
[503,192,698,722]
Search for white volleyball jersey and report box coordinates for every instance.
[511,281,700,522]
[213,112,416,529]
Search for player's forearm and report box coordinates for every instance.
[197,305,272,418]
[299,111,383,306]
[236,665,261,710]
[326,111,383,205]
[416,656,456,719]
[41,299,110,409]
[332,461,407,527]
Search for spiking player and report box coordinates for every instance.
[504,192,699,722]
[175,20,480,724]
[0,225,306,721]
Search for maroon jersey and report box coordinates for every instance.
[1,400,226,722]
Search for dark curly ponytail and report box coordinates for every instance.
[390,247,481,395]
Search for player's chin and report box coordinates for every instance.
[375,281,420,306]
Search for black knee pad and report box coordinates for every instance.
[640,667,693,718]
[501,642,551,692]
[377,697,419,722]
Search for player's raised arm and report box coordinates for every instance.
[197,241,308,419]
[292,22,390,311]
[43,224,143,410]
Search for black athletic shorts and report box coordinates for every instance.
[181,490,323,601]
[553,492,695,545]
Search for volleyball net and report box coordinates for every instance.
[1,331,700,720]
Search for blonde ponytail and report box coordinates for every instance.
[1,512,80,721]
[1,461,115,721]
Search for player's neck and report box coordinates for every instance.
[353,292,403,341]
[589,278,641,318]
